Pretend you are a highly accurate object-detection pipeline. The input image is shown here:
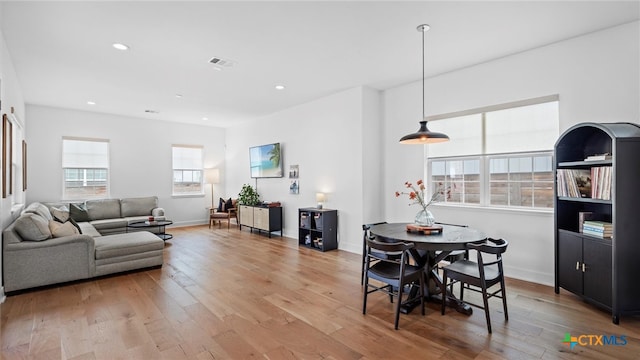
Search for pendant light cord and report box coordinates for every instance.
[422,26,425,120]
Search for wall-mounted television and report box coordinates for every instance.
[250,143,283,178]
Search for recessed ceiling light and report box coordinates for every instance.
[112,43,130,51]
[175,94,183,99]
[87,101,96,105]
[202,117,209,121]
[145,109,158,114]
[275,85,286,90]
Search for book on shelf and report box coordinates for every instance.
[582,220,613,231]
[583,220,612,227]
[590,166,612,200]
[556,169,591,198]
[582,229,613,239]
[578,211,594,233]
[556,167,611,200]
[582,225,612,233]
[581,220,613,238]
[584,153,612,161]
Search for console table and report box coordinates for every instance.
[238,205,282,238]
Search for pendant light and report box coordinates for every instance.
[399,24,449,144]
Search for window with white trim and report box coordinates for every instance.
[62,137,109,200]
[172,145,204,195]
[427,96,558,209]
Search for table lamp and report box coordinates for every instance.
[316,193,326,209]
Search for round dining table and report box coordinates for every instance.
[369,222,487,314]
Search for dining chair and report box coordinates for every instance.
[434,222,469,264]
[363,237,426,330]
[440,238,508,334]
[361,222,387,285]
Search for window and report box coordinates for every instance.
[427,96,558,210]
[172,145,203,195]
[62,137,109,200]
[7,112,25,205]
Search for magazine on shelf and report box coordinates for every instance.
[584,153,612,161]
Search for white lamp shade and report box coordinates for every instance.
[316,193,326,202]
[205,168,220,184]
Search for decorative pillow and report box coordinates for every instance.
[225,198,233,211]
[23,202,53,221]
[49,220,80,237]
[69,203,90,222]
[218,197,225,212]
[14,213,52,241]
[69,218,83,234]
[51,205,70,223]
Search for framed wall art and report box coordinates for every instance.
[289,179,299,194]
[2,113,9,198]
[22,140,27,191]
[289,165,299,178]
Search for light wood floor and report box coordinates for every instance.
[2,225,640,359]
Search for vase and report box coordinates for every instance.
[415,208,435,227]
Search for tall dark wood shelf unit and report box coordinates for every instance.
[298,208,337,252]
[554,122,640,324]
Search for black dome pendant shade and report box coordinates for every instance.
[399,24,449,144]
[399,120,449,144]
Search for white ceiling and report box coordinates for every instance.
[1,1,638,128]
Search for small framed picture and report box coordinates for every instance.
[289,179,299,194]
[289,165,299,178]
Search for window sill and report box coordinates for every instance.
[431,202,553,216]
[172,193,205,199]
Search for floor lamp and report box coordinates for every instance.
[205,168,220,209]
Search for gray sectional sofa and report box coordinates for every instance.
[2,196,166,293]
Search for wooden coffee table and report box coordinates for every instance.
[127,220,173,241]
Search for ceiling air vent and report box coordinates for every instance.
[209,57,235,70]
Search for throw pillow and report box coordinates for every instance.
[218,197,226,212]
[51,205,70,223]
[225,198,233,211]
[23,202,53,221]
[14,213,52,241]
[69,218,83,234]
[49,220,80,237]
[69,203,90,222]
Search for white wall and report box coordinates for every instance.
[226,87,380,253]
[26,105,226,226]
[362,87,385,225]
[383,21,640,285]
[0,15,26,300]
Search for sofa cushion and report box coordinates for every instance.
[94,232,164,260]
[23,202,53,221]
[86,199,121,220]
[90,218,128,232]
[70,203,90,222]
[14,214,52,241]
[48,220,80,237]
[120,196,158,217]
[76,222,101,237]
[51,205,70,223]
